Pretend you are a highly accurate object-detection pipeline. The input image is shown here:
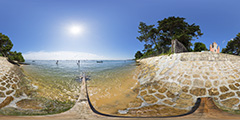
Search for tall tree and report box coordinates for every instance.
[158,16,203,51]
[137,22,162,54]
[136,16,203,57]
[0,33,25,62]
[0,33,13,57]
[8,51,25,62]
[194,42,208,52]
[134,51,143,60]
[222,33,240,55]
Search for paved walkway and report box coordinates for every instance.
[1,73,240,120]
[1,53,240,119]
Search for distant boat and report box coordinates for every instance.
[32,60,35,62]
[96,61,103,63]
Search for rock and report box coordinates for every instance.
[193,74,200,78]
[209,76,218,80]
[182,80,192,85]
[1,82,6,86]
[148,89,156,94]
[184,75,191,79]
[236,91,240,97]
[213,81,219,87]
[166,91,175,98]
[235,83,240,87]
[179,93,192,99]
[11,84,17,89]
[163,99,174,105]
[219,92,235,100]
[229,84,239,90]
[160,68,169,75]
[220,86,229,93]
[0,92,5,97]
[190,87,206,96]
[6,90,14,95]
[202,75,208,80]
[208,88,219,96]
[6,84,10,88]
[193,79,204,87]
[155,94,166,99]
[0,86,6,91]
[143,95,158,104]
[182,86,189,93]
[227,80,235,84]
[168,83,181,93]
[152,84,160,90]
[140,90,147,96]
[229,75,235,80]
[175,98,194,108]
[205,80,212,88]
[0,96,14,109]
[14,89,23,98]
[2,76,7,81]
[158,87,167,93]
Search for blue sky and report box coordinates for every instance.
[0,0,240,60]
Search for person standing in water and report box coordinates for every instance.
[56,60,59,65]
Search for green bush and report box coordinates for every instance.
[8,51,25,62]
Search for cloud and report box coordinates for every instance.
[222,38,234,44]
[23,51,108,60]
[222,40,226,44]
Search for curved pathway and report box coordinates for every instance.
[1,53,240,119]
[0,74,239,119]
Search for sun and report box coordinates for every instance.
[69,25,83,35]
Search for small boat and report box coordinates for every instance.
[96,61,103,63]
[32,60,35,62]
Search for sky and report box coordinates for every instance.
[0,0,240,60]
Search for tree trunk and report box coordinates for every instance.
[152,39,161,54]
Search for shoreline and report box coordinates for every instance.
[0,56,79,115]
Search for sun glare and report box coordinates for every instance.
[69,25,83,35]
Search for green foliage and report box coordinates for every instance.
[136,16,203,58]
[0,33,13,57]
[193,42,208,52]
[221,33,240,55]
[141,49,157,58]
[0,33,25,62]
[158,17,203,50]
[8,51,25,62]
[134,51,143,60]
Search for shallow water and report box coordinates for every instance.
[22,60,138,114]
[88,64,139,114]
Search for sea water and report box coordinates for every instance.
[24,60,135,79]
[22,60,138,114]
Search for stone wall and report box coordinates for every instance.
[0,57,80,115]
[0,57,26,109]
[119,52,240,116]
